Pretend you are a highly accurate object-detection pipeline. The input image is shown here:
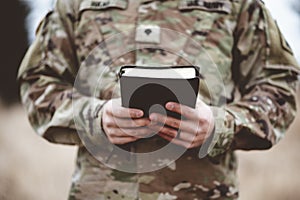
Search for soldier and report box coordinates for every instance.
[18,0,299,199]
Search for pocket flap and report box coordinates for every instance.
[178,0,232,14]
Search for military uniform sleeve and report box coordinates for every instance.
[208,0,300,157]
[18,0,106,145]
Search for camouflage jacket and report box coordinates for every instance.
[18,0,299,199]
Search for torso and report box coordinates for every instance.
[70,0,242,199]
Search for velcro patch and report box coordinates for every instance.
[275,22,294,55]
[178,0,231,14]
[135,24,161,44]
[79,0,128,12]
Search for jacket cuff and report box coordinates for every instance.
[206,106,235,157]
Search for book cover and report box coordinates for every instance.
[119,66,200,119]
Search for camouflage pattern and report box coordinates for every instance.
[18,0,300,199]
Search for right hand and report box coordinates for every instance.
[102,98,153,145]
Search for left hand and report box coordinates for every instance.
[149,99,215,149]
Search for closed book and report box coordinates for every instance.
[119,66,200,119]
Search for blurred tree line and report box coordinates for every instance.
[0,0,28,105]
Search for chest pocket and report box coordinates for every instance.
[177,0,236,104]
[77,0,130,39]
[76,0,135,60]
[75,0,130,99]
[178,0,233,42]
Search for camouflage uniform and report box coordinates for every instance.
[18,0,299,199]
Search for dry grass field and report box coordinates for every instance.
[0,99,299,200]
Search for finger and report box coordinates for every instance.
[108,127,154,138]
[108,105,144,119]
[109,136,138,145]
[158,133,194,149]
[158,128,209,148]
[106,117,151,128]
[148,124,178,138]
[150,113,197,133]
[174,131,203,143]
[149,113,180,129]
[165,102,199,120]
[126,127,155,138]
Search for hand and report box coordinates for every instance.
[149,99,215,149]
[102,98,153,145]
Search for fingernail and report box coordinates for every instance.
[136,111,143,117]
[166,103,174,110]
[150,114,157,121]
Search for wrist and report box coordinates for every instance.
[199,106,235,158]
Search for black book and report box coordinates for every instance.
[119,66,200,119]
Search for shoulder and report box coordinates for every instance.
[55,0,82,16]
[235,0,269,25]
[239,0,266,11]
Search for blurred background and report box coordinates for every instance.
[0,0,299,199]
